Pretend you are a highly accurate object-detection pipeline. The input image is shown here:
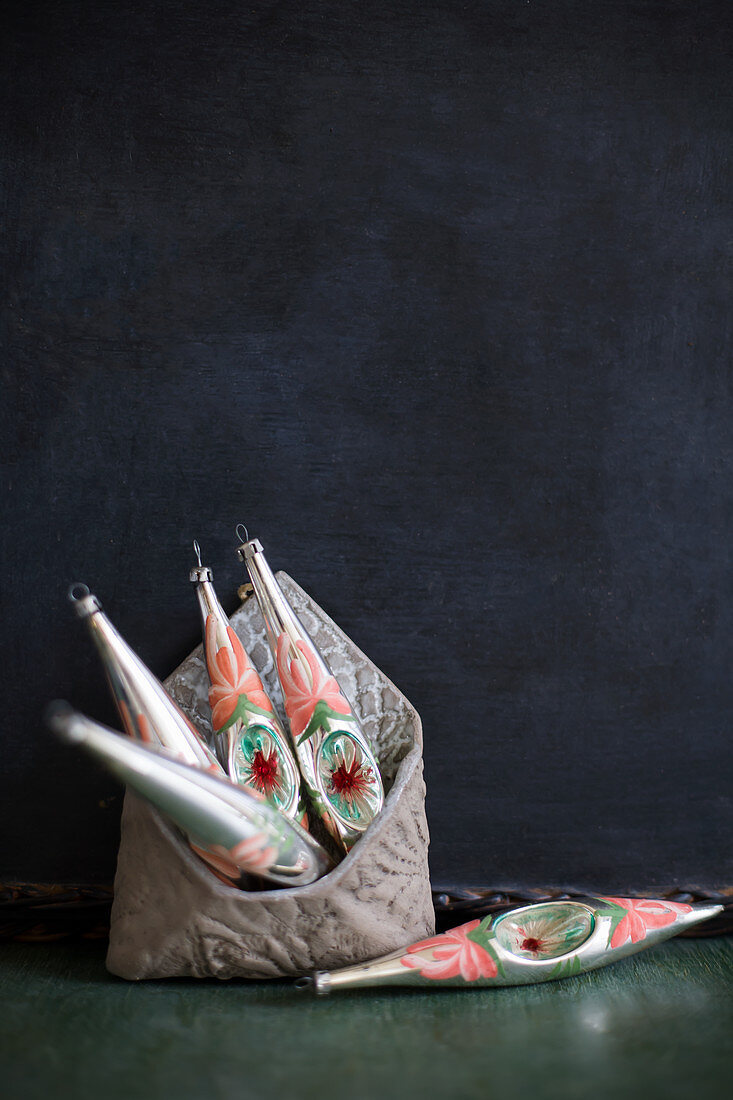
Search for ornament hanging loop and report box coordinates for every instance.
[68,582,91,602]
[67,582,102,619]
[189,539,213,584]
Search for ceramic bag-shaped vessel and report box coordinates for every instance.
[107,573,433,980]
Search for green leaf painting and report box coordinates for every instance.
[296,699,353,745]
[217,694,276,735]
[547,955,584,979]
[465,917,504,979]
[595,899,629,948]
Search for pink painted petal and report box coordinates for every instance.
[404,927,497,983]
[209,684,233,706]
[296,641,326,693]
[406,922,480,955]
[432,943,463,961]
[217,645,238,688]
[289,657,312,695]
[137,714,153,745]
[421,954,462,980]
[462,940,497,981]
[411,924,497,985]
[211,693,238,730]
[118,699,135,739]
[226,625,251,680]
[239,667,265,695]
[321,683,351,714]
[191,843,239,879]
[606,898,684,947]
[247,688,273,712]
[460,950,481,982]
[457,925,496,980]
[276,634,296,695]
[230,836,263,861]
[609,916,630,949]
[635,901,679,929]
[230,836,277,872]
[205,615,221,683]
[287,701,314,738]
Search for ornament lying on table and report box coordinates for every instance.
[46,703,331,888]
[237,528,384,853]
[298,896,722,993]
[190,541,306,826]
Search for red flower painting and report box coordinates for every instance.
[604,898,692,948]
[401,920,498,982]
[205,615,273,730]
[276,634,351,738]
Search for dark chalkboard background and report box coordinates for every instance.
[2,0,731,891]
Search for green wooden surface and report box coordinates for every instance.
[1,938,731,1100]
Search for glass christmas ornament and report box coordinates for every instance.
[189,541,305,824]
[68,583,222,775]
[235,530,384,853]
[298,896,723,993]
[47,702,331,888]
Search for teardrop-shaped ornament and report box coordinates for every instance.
[301,896,723,993]
[47,703,331,888]
[236,533,384,853]
[190,543,305,825]
[68,583,222,775]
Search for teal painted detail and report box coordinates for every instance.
[231,724,296,811]
[493,902,594,960]
[316,730,381,824]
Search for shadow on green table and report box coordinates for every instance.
[1,937,731,1100]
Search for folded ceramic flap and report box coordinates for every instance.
[106,572,434,980]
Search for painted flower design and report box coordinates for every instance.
[603,897,692,948]
[401,920,498,982]
[494,904,592,959]
[233,727,289,807]
[320,732,378,822]
[276,634,351,738]
[191,833,278,880]
[206,615,273,731]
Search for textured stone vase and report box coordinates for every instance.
[106,573,433,980]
